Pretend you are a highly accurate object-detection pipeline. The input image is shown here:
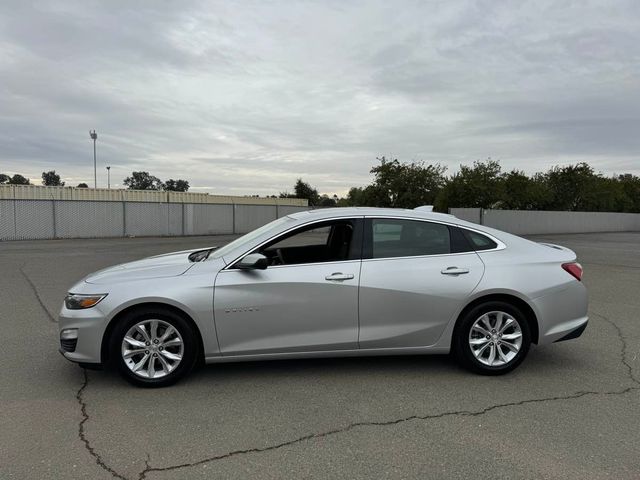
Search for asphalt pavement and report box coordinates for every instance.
[0,232,638,479]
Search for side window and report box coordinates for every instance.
[370,219,451,259]
[462,229,498,251]
[258,220,359,266]
[268,226,331,249]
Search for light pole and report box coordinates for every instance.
[89,130,97,188]
[106,166,111,189]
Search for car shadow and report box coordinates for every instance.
[185,345,584,384]
[83,345,587,390]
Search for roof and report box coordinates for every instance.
[287,207,457,222]
[284,206,527,252]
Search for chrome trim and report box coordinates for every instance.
[361,252,479,263]
[219,258,360,273]
[222,216,364,270]
[364,215,505,261]
[223,214,505,270]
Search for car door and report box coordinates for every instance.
[214,218,363,355]
[358,217,484,348]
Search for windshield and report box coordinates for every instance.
[210,216,292,260]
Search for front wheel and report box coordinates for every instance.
[452,301,531,375]
[110,307,198,387]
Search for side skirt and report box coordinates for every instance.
[204,345,450,364]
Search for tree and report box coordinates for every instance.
[341,187,364,206]
[543,163,601,211]
[318,194,337,207]
[123,171,164,190]
[280,178,321,206]
[0,173,10,184]
[164,179,190,192]
[41,170,65,186]
[8,174,30,185]
[77,183,89,188]
[343,157,638,213]
[294,179,320,206]
[435,159,503,211]
[499,170,550,210]
[618,174,640,213]
[366,157,447,209]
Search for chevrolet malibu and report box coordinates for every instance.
[59,207,588,387]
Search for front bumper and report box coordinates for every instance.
[58,305,109,364]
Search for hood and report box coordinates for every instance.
[85,246,216,285]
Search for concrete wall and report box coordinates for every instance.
[448,208,482,224]
[0,184,308,206]
[449,208,640,235]
[0,199,309,241]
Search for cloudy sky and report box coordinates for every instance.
[1,1,638,195]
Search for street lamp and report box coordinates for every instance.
[106,166,111,189]
[89,130,98,188]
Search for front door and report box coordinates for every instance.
[214,218,363,355]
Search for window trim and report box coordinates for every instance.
[362,216,505,261]
[222,216,365,270]
[460,228,498,252]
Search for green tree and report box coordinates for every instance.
[435,159,503,211]
[41,170,65,186]
[164,179,190,192]
[123,171,164,190]
[341,187,365,206]
[543,163,602,211]
[618,174,640,213]
[8,174,30,185]
[499,170,551,210]
[318,194,337,207]
[77,183,89,188]
[355,157,446,209]
[280,178,321,206]
[0,173,10,184]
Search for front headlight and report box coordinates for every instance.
[64,293,107,310]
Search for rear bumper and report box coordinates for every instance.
[532,280,589,345]
[554,318,589,342]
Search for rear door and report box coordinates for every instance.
[358,218,484,348]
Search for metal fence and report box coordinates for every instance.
[0,184,308,206]
[449,208,640,235]
[0,199,309,241]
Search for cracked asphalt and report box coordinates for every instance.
[1,232,639,479]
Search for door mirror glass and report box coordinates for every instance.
[236,253,269,270]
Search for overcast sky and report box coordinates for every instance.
[1,1,638,195]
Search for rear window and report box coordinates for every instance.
[370,219,451,258]
[462,229,498,251]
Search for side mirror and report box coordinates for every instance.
[236,253,268,270]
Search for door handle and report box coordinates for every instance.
[325,272,355,281]
[441,267,470,275]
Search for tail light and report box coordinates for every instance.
[562,262,583,281]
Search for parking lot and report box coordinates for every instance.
[1,232,639,479]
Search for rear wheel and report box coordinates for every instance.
[453,301,531,375]
[110,307,198,387]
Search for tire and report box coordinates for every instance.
[109,307,198,387]
[452,301,531,375]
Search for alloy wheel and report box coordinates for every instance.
[468,311,523,367]
[121,319,184,379]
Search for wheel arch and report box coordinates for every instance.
[100,302,205,364]
[454,293,539,344]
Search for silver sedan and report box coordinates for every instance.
[58,207,588,387]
